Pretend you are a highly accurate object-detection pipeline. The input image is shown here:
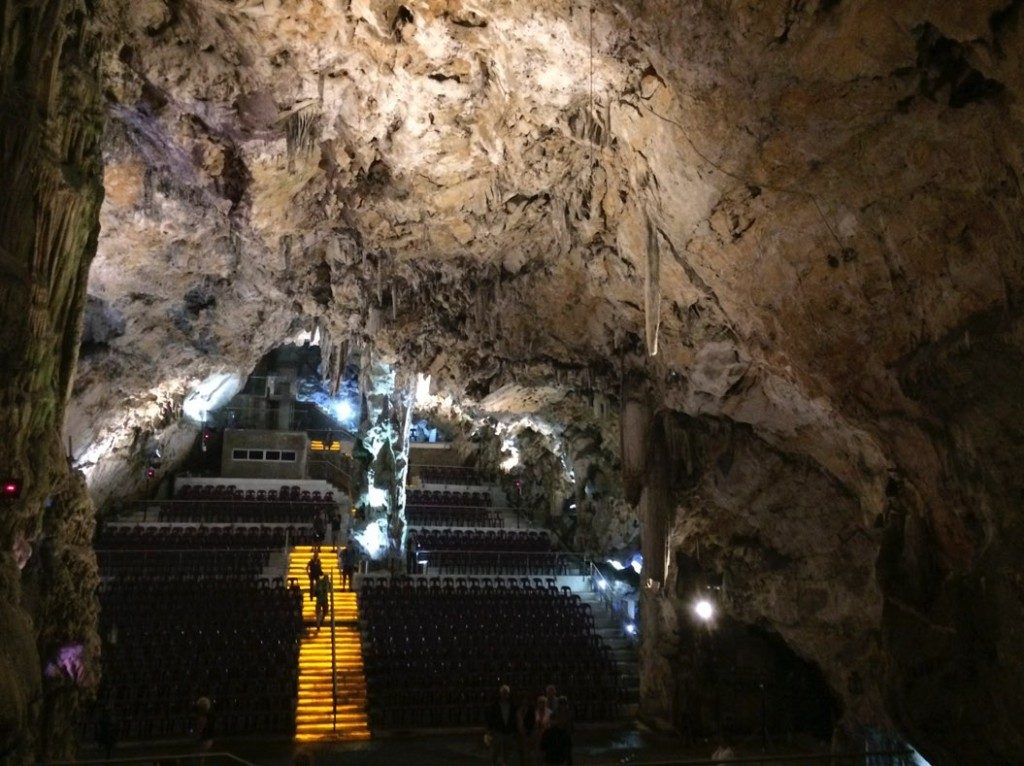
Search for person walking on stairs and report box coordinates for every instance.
[341,536,358,590]
[305,551,323,602]
[314,574,331,630]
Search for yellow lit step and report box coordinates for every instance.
[289,545,371,744]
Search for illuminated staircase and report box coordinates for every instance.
[287,545,370,742]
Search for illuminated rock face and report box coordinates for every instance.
[352,355,413,562]
[1,0,1023,762]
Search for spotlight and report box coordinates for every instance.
[625,623,637,635]
[693,599,715,622]
[606,558,625,571]
[332,399,354,421]
[1,481,21,499]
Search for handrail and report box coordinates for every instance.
[405,503,506,512]
[95,547,278,554]
[414,549,587,575]
[615,752,914,765]
[329,573,338,732]
[47,752,257,765]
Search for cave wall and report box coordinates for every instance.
[634,392,1024,764]
[11,0,1020,763]
[0,0,116,759]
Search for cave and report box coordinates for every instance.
[1,0,1022,764]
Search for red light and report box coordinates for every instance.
[145,467,156,479]
[2,481,20,498]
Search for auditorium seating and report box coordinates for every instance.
[406,489,491,507]
[97,524,316,549]
[416,466,483,485]
[88,577,302,739]
[156,485,335,524]
[360,579,619,727]
[95,549,271,577]
[407,507,503,528]
[412,550,577,576]
[411,529,550,552]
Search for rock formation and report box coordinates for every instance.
[1,0,1023,762]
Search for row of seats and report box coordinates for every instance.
[89,577,304,739]
[360,583,618,728]
[413,550,578,576]
[97,524,316,549]
[406,489,491,507]
[410,529,549,553]
[362,576,567,594]
[407,507,502,528]
[415,466,483,485]
[178,484,335,503]
[157,500,330,524]
[95,549,271,578]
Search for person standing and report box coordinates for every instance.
[312,510,326,545]
[485,685,519,766]
[341,537,358,590]
[329,509,342,545]
[540,704,571,765]
[305,551,323,602]
[314,574,331,630]
[527,694,550,764]
[193,697,215,764]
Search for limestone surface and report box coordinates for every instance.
[17,0,1024,763]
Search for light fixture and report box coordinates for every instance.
[2,481,21,498]
[624,623,637,635]
[331,399,354,421]
[693,599,715,622]
[606,558,625,571]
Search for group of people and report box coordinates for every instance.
[304,541,360,628]
[311,507,343,545]
[485,684,573,766]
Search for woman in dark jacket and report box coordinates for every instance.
[540,704,572,765]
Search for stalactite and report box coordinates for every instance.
[391,283,398,322]
[284,102,321,172]
[643,213,661,356]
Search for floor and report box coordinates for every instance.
[78,725,757,765]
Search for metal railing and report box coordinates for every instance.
[329,574,338,732]
[589,560,637,639]
[621,752,915,766]
[414,550,586,575]
[307,455,354,495]
[48,752,257,765]
[407,464,490,484]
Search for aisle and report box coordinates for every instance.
[287,545,370,742]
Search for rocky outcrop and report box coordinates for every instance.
[0,0,114,759]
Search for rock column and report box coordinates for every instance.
[0,0,110,760]
[353,353,414,566]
